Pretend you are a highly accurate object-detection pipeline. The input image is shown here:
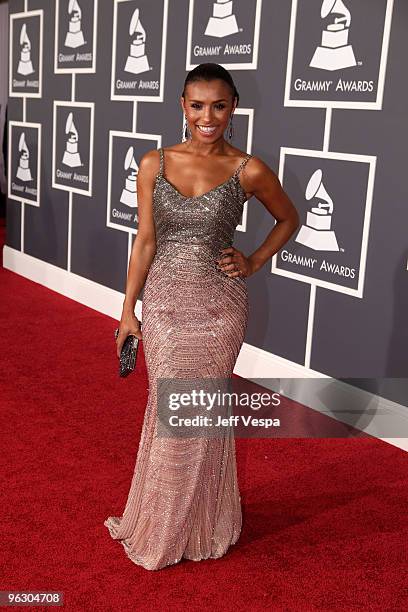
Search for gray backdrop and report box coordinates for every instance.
[6,0,408,404]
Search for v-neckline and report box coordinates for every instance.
[160,173,238,200]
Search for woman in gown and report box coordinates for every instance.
[104,63,299,571]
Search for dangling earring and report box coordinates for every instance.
[182,114,191,141]
[228,114,234,140]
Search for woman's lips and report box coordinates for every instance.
[196,125,217,136]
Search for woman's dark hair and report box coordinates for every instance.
[181,63,239,106]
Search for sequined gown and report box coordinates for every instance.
[104,147,252,570]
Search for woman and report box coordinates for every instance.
[104,63,299,570]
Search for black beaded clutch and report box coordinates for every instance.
[114,327,141,377]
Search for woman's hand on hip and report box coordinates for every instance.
[216,247,253,278]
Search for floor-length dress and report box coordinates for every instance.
[104,147,252,570]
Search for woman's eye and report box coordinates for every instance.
[191,103,226,110]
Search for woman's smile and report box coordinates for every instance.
[196,125,218,136]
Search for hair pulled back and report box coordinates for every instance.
[181,63,239,106]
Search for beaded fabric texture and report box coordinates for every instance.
[104,147,252,571]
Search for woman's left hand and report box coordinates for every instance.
[216,247,253,278]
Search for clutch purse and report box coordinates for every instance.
[114,326,141,377]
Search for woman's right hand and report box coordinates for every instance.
[115,310,142,358]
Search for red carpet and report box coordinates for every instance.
[1,216,407,611]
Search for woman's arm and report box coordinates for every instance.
[218,156,300,278]
[116,149,159,355]
[246,156,299,274]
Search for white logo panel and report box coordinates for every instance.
[111,0,168,101]
[272,148,377,297]
[9,10,43,98]
[107,132,161,235]
[8,121,42,206]
[52,101,95,196]
[285,0,394,109]
[54,0,98,73]
[186,0,262,70]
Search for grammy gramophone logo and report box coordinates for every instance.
[16,132,33,182]
[120,146,138,213]
[124,8,150,74]
[204,0,240,38]
[17,23,35,76]
[62,112,82,168]
[295,169,339,251]
[64,0,85,48]
[310,0,357,71]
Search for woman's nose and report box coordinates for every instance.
[202,108,213,122]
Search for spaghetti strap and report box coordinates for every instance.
[158,147,164,177]
[233,153,252,178]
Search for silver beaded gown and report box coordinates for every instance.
[104,147,252,571]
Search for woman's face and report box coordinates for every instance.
[181,79,236,142]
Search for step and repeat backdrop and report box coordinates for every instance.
[5,0,408,382]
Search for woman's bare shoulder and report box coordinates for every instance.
[225,145,256,164]
[138,148,161,178]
